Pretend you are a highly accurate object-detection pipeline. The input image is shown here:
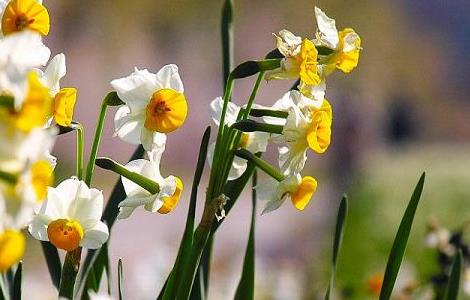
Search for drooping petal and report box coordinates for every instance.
[110,68,157,111]
[80,220,109,249]
[43,53,66,95]
[209,96,240,126]
[69,187,103,224]
[114,106,144,145]
[314,6,339,49]
[121,159,155,197]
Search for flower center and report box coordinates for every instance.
[31,160,54,202]
[144,88,188,133]
[1,0,50,36]
[47,219,84,251]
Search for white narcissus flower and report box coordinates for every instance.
[38,53,77,127]
[314,7,361,73]
[268,91,332,175]
[111,65,188,151]
[0,0,50,37]
[28,178,109,251]
[118,145,183,219]
[207,97,269,180]
[0,198,26,272]
[256,173,317,214]
[0,30,50,107]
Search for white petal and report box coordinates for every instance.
[314,7,339,49]
[160,176,176,197]
[114,106,144,145]
[209,97,240,126]
[155,64,184,93]
[43,53,66,94]
[140,128,166,152]
[110,68,156,109]
[244,132,270,153]
[143,197,164,213]
[69,187,103,223]
[117,207,136,220]
[80,221,109,249]
[28,214,51,241]
[279,144,308,175]
[276,29,302,57]
[227,156,248,180]
[118,194,156,208]
[121,159,155,197]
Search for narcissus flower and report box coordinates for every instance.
[256,173,317,214]
[118,145,183,219]
[28,178,109,251]
[270,91,332,175]
[1,0,50,36]
[314,6,361,73]
[38,54,77,127]
[111,65,188,151]
[0,30,50,106]
[0,228,25,272]
[207,97,269,180]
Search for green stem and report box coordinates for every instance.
[0,170,17,185]
[242,72,264,118]
[95,157,159,194]
[59,248,82,299]
[73,122,84,180]
[234,149,284,182]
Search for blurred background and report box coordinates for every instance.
[22,0,470,299]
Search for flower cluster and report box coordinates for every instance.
[0,0,108,272]
[209,7,361,214]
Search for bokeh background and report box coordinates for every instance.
[22,0,470,299]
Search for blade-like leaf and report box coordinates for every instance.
[118,258,124,300]
[12,262,22,300]
[79,146,144,297]
[234,171,257,300]
[161,127,211,300]
[325,195,348,300]
[379,172,425,300]
[41,241,61,289]
[0,276,6,300]
[221,0,234,86]
[444,250,463,300]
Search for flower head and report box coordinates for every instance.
[0,228,25,272]
[118,145,183,219]
[1,0,50,36]
[111,65,187,151]
[28,178,109,251]
[256,173,317,214]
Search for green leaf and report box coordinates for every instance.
[118,258,124,300]
[265,49,283,59]
[221,0,234,86]
[12,262,22,300]
[444,250,463,300]
[0,276,6,300]
[41,241,61,289]
[379,172,426,300]
[103,91,124,106]
[79,146,144,297]
[234,172,257,300]
[161,127,211,300]
[59,248,82,300]
[325,195,348,300]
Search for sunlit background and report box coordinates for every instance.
[23,0,470,299]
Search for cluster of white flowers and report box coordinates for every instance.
[0,0,109,271]
[208,7,361,214]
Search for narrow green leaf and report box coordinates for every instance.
[118,258,124,300]
[265,49,283,59]
[59,248,82,299]
[221,0,234,86]
[234,171,257,300]
[41,241,61,289]
[79,146,144,297]
[12,262,22,300]
[230,60,280,79]
[325,195,348,300]
[444,250,463,300]
[379,172,425,300]
[161,127,211,300]
[0,275,6,300]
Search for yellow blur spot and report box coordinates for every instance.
[367,273,383,296]
[31,159,53,201]
[2,0,50,36]
[336,28,361,73]
[53,87,77,127]
[299,39,321,85]
[13,72,52,132]
[158,177,183,214]
[0,229,25,272]
[291,176,317,210]
[306,99,332,153]
[144,88,188,133]
[47,219,84,251]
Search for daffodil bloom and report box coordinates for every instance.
[28,177,109,251]
[256,173,317,214]
[111,65,188,151]
[38,53,77,127]
[268,91,332,175]
[0,30,50,106]
[1,0,50,36]
[118,145,183,219]
[207,97,269,180]
[314,6,361,73]
[0,228,25,272]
